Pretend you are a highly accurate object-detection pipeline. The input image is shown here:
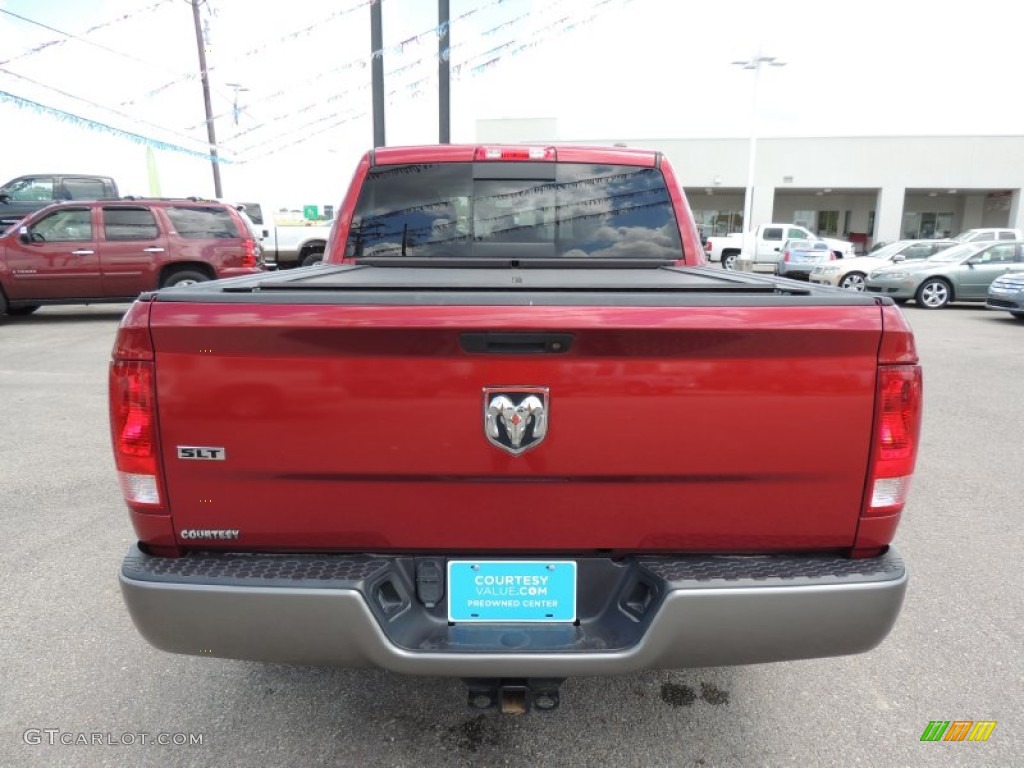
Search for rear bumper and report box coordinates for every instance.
[777,264,820,278]
[120,545,907,676]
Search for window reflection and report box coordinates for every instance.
[347,163,682,260]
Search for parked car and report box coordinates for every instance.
[0,173,120,226]
[776,239,833,279]
[985,272,1024,319]
[235,201,331,268]
[704,223,854,270]
[0,199,263,317]
[233,207,264,260]
[811,239,956,291]
[951,228,1022,243]
[865,240,1024,308]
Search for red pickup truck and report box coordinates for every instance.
[112,145,921,713]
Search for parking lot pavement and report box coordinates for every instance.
[1,303,1021,768]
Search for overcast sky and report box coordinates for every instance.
[2,0,1022,206]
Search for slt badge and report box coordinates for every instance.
[483,387,549,455]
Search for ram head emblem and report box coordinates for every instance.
[483,387,549,455]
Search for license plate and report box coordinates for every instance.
[447,560,577,623]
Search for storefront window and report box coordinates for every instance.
[817,210,840,236]
[903,211,954,239]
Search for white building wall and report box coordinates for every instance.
[474,120,1024,240]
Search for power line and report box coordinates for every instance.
[0,6,191,77]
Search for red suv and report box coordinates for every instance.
[0,199,263,317]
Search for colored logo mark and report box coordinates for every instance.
[920,721,997,742]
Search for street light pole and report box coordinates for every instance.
[225,82,249,126]
[731,54,785,271]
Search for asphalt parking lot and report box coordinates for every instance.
[1,302,1021,768]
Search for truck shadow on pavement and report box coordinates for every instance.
[224,664,741,764]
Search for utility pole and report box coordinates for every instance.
[439,0,450,144]
[370,0,385,147]
[191,0,222,197]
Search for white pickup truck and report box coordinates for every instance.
[704,224,855,270]
[235,202,332,269]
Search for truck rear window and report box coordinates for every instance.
[345,162,682,260]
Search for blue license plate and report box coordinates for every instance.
[447,560,577,623]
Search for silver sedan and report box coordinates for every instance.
[811,239,955,291]
[865,241,1024,308]
[986,272,1024,319]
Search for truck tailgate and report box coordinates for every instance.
[149,295,883,553]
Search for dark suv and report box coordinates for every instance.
[0,199,263,317]
[0,174,120,226]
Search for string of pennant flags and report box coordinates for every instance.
[0,67,212,151]
[0,5,194,81]
[127,0,508,108]
[0,89,230,164]
[238,108,371,159]
[227,0,610,151]
[121,0,378,106]
[0,0,175,67]
[185,0,519,130]
[0,0,630,164]
[224,0,578,149]
[82,0,176,36]
[233,0,633,161]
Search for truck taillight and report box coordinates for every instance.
[110,300,162,510]
[474,145,556,161]
[704,240,712,252]
[110,361,161,507]
[242,238,257,268]
[866,365,922,515]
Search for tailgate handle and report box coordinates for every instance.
[460,332,574,354]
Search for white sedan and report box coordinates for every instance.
[810,239,955,290]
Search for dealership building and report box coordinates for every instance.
[477,119,1024,252]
